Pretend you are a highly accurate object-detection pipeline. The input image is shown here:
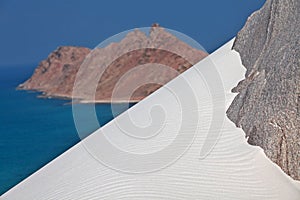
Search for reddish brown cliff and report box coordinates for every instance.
[18,46,91,98]
[19,26,208,102]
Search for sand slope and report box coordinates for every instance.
[2,39,300,200]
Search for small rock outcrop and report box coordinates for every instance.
[18,26,207,102]
[227,0,300,180]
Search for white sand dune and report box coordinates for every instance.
[2,39,300,199]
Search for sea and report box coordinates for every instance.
[0,65,133,195]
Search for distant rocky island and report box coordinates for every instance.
[18,24,208,102]
[227,0,300,180]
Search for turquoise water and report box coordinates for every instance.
[0,65,133,195]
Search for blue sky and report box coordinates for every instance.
[0,0,265,67]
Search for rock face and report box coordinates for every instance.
[18,46,91,98]
[227,0,300,180]
[18,25,207,102]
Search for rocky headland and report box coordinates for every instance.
[18,25,208,102]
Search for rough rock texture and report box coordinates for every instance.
[18,46,91,97]
[18,25,207,102]
[227,0,300,180]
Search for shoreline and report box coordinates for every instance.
[17,86,140,104]
[77,99,140,104]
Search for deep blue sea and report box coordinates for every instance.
[0,65,133,195]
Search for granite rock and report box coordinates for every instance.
[227,0,300,180]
